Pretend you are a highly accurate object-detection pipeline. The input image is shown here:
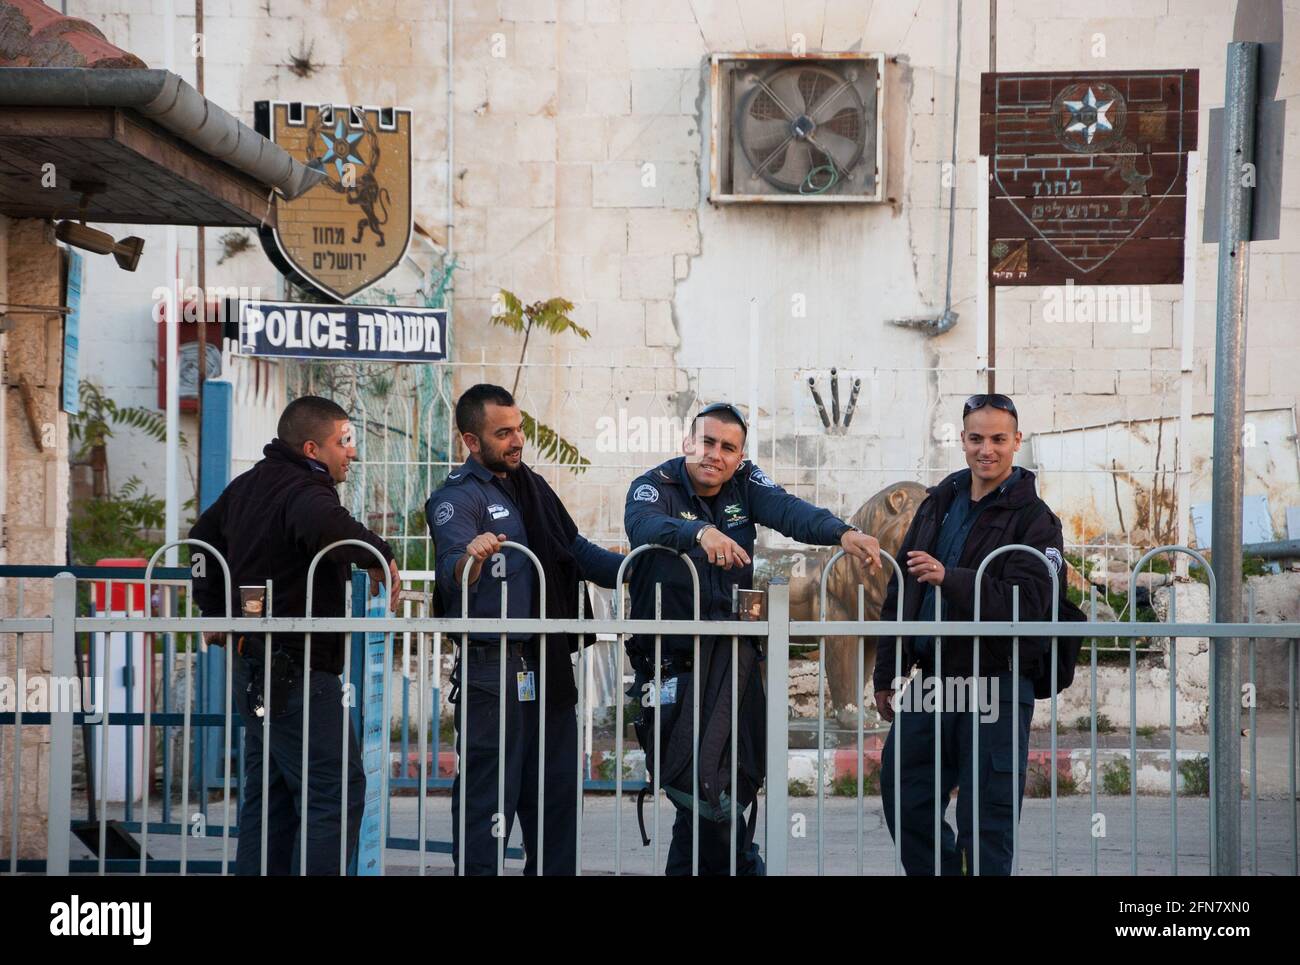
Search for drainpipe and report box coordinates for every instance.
[890,0,962,336]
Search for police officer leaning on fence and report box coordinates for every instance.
[624,402,882,876]
[428,384,624,876]
[189,395,401,875]
[874,393,1077,876]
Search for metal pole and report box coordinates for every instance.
[46,573,77,875]
[1209,40,1259,877]
[765,581,790,876]
[987,0,997,393]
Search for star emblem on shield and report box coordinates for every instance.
[1062,87,1114,144]
[319,119,366,181]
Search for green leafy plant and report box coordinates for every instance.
[69,477,165,565]
[596,752,641,784]
[1025,760,1077,798]
[70,380,187,497]
[490,289,591,473]
[832,765,880,797]
[1101,759,1131,796]
[1178,755,1210,796]
[788,779,813,797]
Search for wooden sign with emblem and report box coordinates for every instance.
[255,102,413,301]
[980,70,1198,286]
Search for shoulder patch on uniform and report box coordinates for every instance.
[749,467,776,488]
[434,501,455,526]
[1044,547,1064,573]
[633,483,660,503]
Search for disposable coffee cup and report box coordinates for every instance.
[240,585,266,617]
[737,589,766,622]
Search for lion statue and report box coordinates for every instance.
[788,481,928,712]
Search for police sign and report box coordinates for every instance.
[236,299,448,362]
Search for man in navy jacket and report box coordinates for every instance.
[428,384,622,875]
[624,402,881,874]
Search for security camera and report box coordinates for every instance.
[54,221,145,272]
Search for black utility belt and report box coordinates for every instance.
[462,639,529,659]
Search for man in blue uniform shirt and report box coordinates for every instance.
[427,384,623,875]
[624,402,882,875]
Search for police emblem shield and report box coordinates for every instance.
[256,102,414,301]
[981,71,1198,286]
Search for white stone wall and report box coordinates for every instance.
[70,0,1300,548]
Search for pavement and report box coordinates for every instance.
[74,789,1299,876]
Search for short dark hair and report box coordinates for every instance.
[455,383,516,436]
[278,396,349,450]
[691,401,747,439]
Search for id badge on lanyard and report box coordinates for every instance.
[516,670,536,702]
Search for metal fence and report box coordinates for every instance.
[1,541,1296,876]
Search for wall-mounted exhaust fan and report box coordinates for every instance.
[711,54,885,203]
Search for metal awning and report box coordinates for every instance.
[0,68,325,227]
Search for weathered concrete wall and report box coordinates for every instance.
[0,217,70,860]
[73,0,1300,549]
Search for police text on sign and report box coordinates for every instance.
[237,299,448,362]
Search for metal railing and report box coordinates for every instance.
[1,542,1297,875]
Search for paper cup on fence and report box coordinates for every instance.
[240,585,266,617]
[737,589,766,622]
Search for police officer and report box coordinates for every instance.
[874,393,1068,875]
[189,395,400,875]
[624,402,881,875]
[428,384,623,876]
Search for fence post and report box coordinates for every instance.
[46,572,76,875]
[765,580,790,876]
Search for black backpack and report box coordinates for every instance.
[1009,499,1087,698]
[629,639,764,851]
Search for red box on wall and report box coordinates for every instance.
[94,558,148,613]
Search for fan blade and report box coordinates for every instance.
[746,115,793,150]
[823,107,863,141]
[799,70,834,115]
[766,71,806,117]
[811,130,860,170]
[752,134,795,177]
[809,80,856,122]
[773,140,813,187]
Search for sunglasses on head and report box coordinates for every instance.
[962,393,1018,421]
[696,401,748,433]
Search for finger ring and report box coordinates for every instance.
[716,555,726,563]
